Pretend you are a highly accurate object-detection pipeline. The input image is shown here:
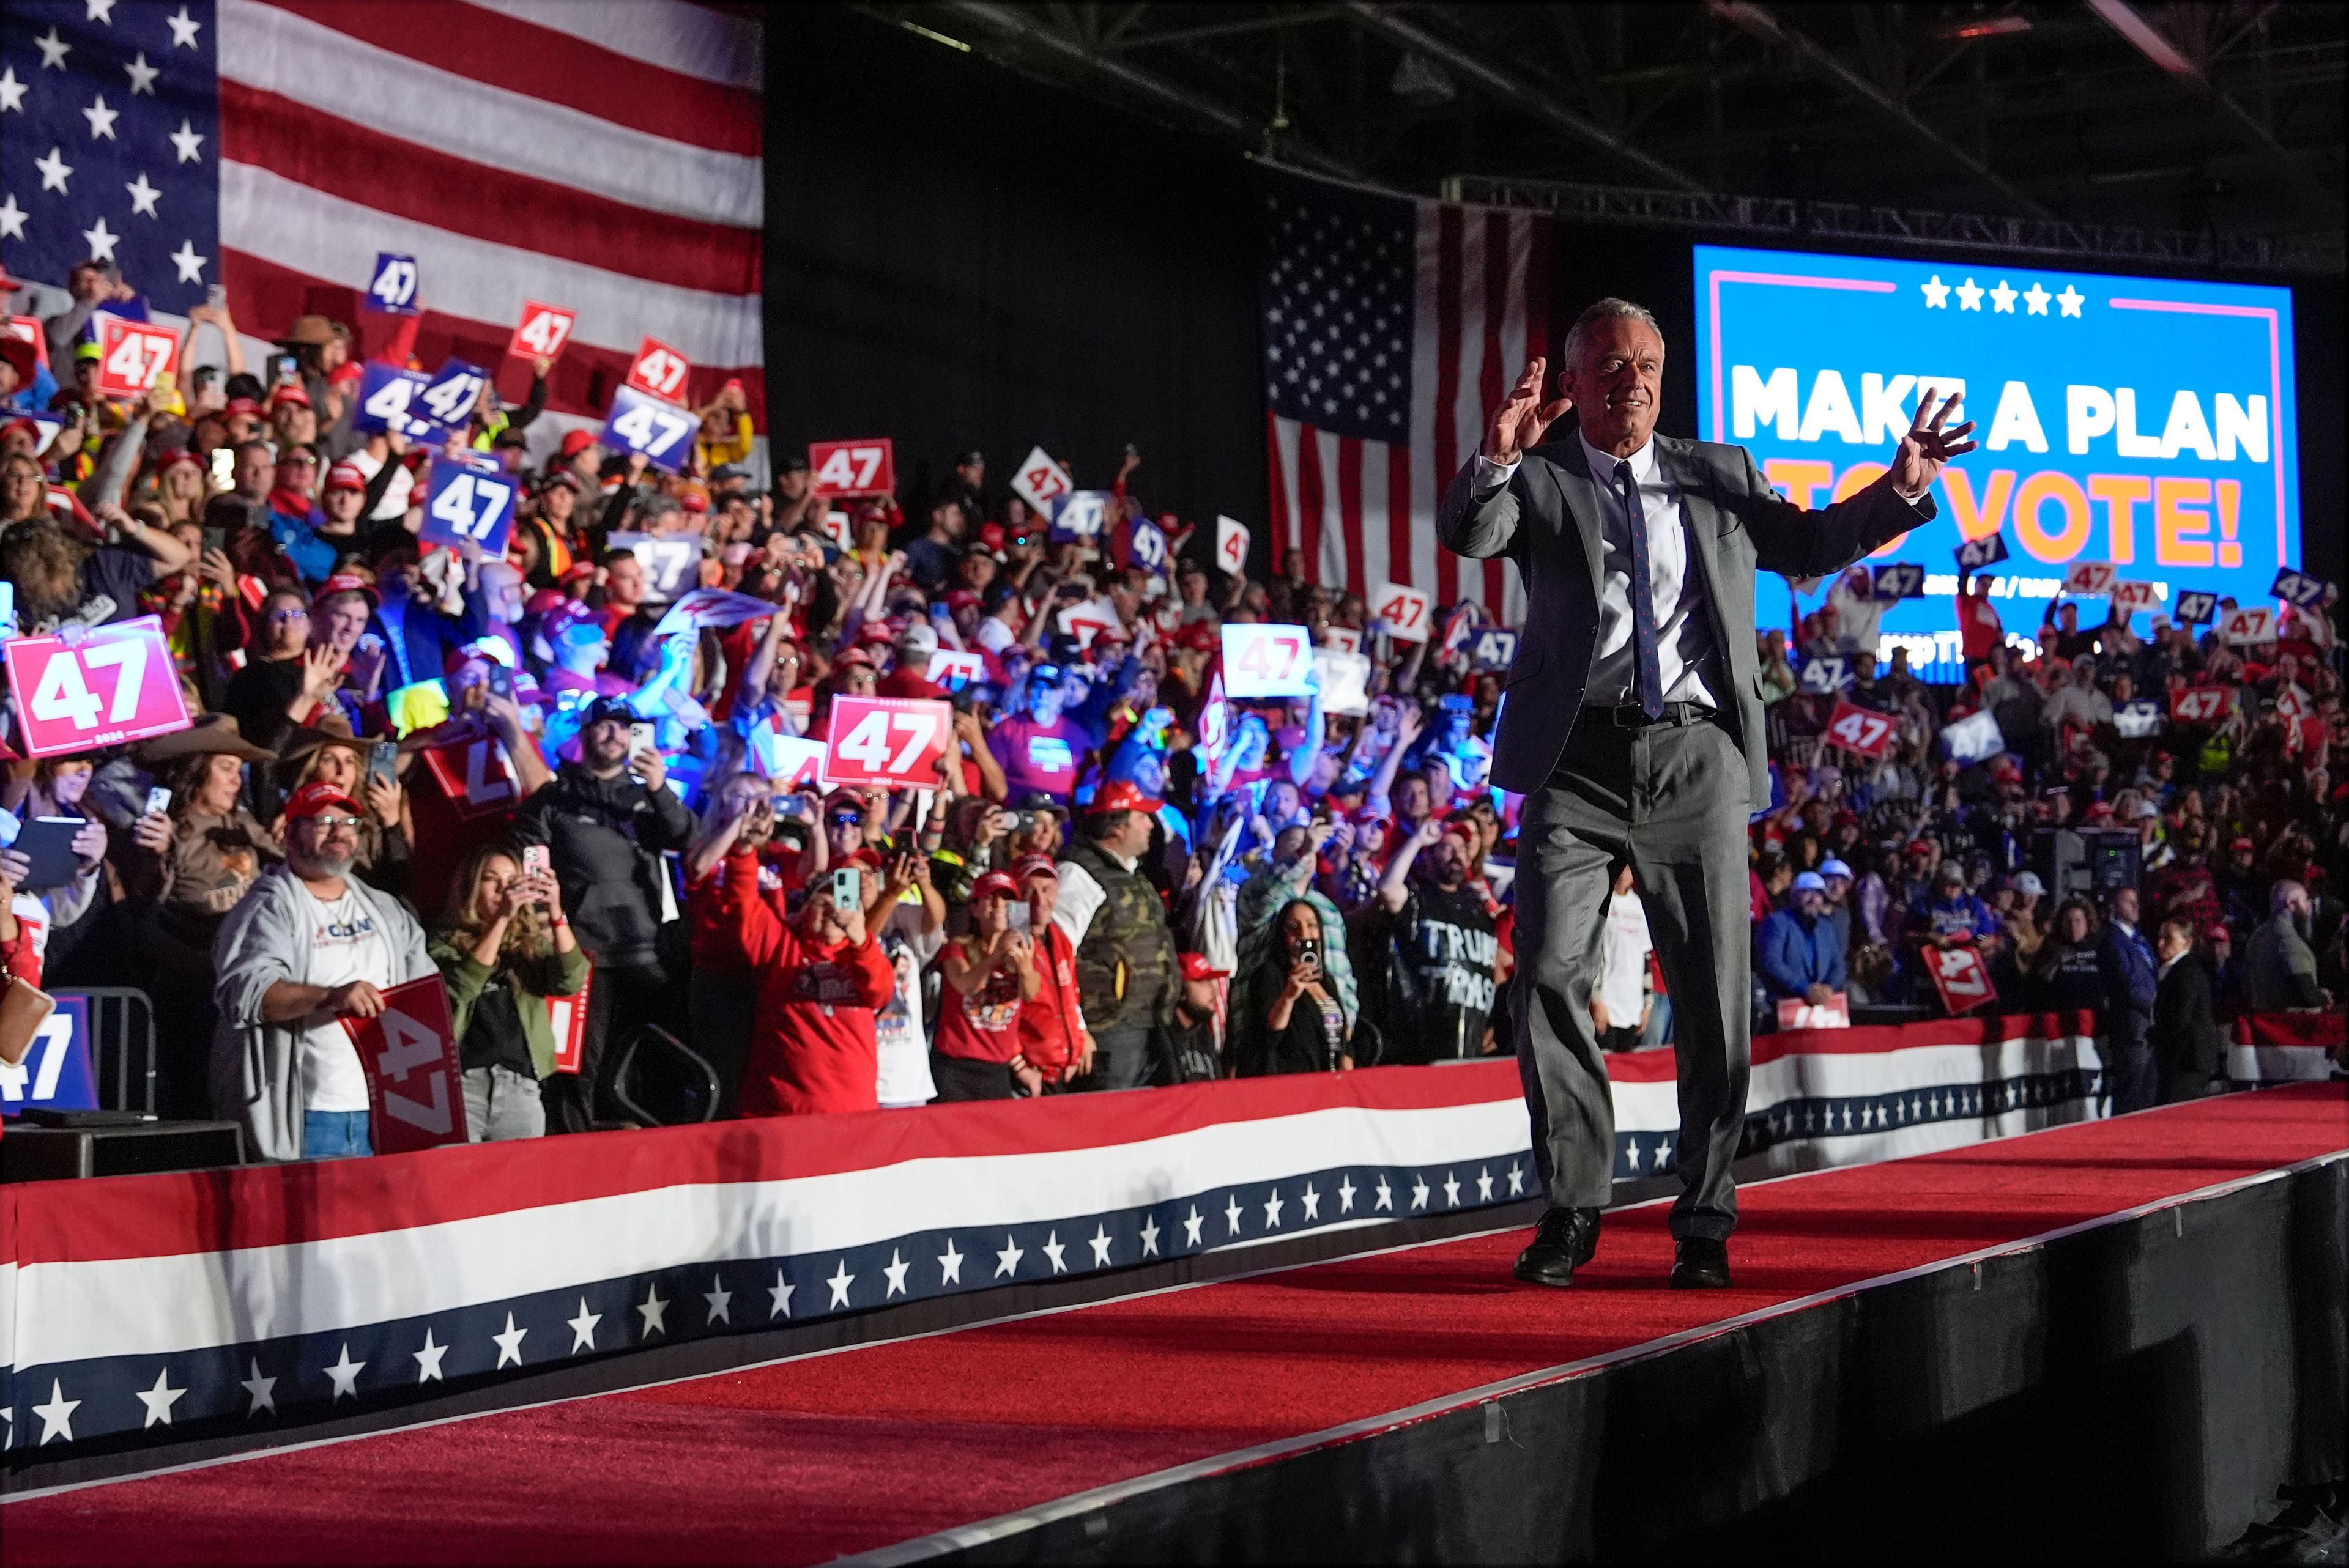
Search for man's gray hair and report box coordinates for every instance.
[1561,297,1663,366]
[2270,878,2306,915]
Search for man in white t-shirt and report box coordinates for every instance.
[1594,864,1653,1053]
[212,780,435,1159]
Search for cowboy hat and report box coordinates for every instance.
[135,713,273,764]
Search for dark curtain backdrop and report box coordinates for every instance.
[761,10,1268,540]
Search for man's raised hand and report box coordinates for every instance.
[1889,386,1978,499]
[1484,357,1573,466]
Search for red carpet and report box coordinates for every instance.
[7,1084,2343,1565]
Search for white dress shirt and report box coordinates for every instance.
[1473,434,1720,709]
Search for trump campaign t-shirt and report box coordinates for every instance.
[987,714,1087,800]
[294,881,395,1114]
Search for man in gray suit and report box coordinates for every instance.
[1440,298,1974,1288]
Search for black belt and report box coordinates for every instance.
[1596,701,1716,728]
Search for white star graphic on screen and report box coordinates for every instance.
[637,1283,668,1339]
[1375,1175,1393,1211]
[1410,1176,1430,1210]
[125,172,160,216]
[124,53,158,94]
[1138,1215,1160,1257]
[82,95,119,140]
[1301,1183,1321,1221]
[1955,277,1984,311]
[491,1312,527,1369]
[1337,1175,1357,1213]
[168,5,202,46]
[135,1367,186,1427]
[169,240,206,282]
[412,1329,448,1383]
[1507,1164,1526,1197]
[82,216,118,262]
[1042,1230,1068,1274]
[2057,284,2085,317]
[1263,1189,1285,1229]
[1476,1167,1494,1202]
[995,1235,1023,1278]
[240,1359,277,1417]
[1442,1172,1461,1207]
[1989,279,2018,313]
[566,1298,601,1351]
[1920,275,1950,308]
[1,67,25,112]
[32,1381,78,1444]
[0,196,24,240]
[324,1344,365,1402]
[704,1274,733,1323]
[34,148,72,193]
[36,28,72,70]
[826,1259,855,1309]
[1182,1206,1204,1247]
[168,119,203,163]
[87,0,117,22]
[937,1237,965,1284]
[1088,1227,1113,1268]
[882,1249,910,1298]
[2024,283,2051,315]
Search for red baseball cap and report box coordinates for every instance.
[971,871,1020,902]
[558,428,597,459]
[324,460,368,494]
[1012,854,1057,883]
[1088,780,1161,816]
[268,383,311,410]
[283,779,363,823]
[316,571,378,607]
[1179,952,1230,982]
[223,396,263,418]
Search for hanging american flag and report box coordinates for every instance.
[1260,168,1551,626]
[0,0,762,454]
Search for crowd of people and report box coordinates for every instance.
[1,254,2343,1161]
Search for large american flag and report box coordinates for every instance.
[1260,169,1552,625]
[0,0,763,459]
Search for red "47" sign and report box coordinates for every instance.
[91,315,180,399]
[417,736,522,819]
[1371,580,1430,643]
[343,976,468,1152]
[809,438,896,498]
[1824,699,1897,760]
[2169,686,2228,723]
[4,616,191,758]
[823,695,951,788]
[625,335,691,402]
[1924,942,1996,1016]
[507,300,576,362]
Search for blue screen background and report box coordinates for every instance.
[1692,243,2300,679]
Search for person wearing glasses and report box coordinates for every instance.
[219,588,346,756]
[212,779,438,1161]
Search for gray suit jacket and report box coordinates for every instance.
[1436,428,1935,802]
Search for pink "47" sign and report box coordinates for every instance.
[1924,943,1996,1016]
[824,696,951,788]
[4,616,191,758]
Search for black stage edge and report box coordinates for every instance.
[1,1197,1546,1497]
[867,1152,2349,1566]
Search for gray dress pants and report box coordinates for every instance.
[1513,711,1753,1241]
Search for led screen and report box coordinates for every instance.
[1693,243,2299,678]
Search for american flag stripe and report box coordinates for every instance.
[1263,174,1542,624]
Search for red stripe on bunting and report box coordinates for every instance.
[262,0,765,157]
[1337,435,1365,596]
[1600,1013,2102,1083]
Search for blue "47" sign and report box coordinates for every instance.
[599,383,696,473]
[366,252,420,315]
[420,457,519,555]
[0,995,96,1115]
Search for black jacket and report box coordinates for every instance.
[2151,954,2221,1101]
[515,763,693,970]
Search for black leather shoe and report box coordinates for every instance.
[1670,1237,1732,1289]
[1513,1206,1601,1286]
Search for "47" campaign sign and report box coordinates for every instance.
[91,316,179,399]
[824,697,952,788]
[810,438,896,498]
[1220,623,1315,698]
[1371,581,1431,642]
[625,336,690,402]
[1824,699,1897,760]
[343,975,469,1152]
[2169,686,2229,723]
[4,616,190,757]
[601,383,697,474]
[420,457,519,555]
[1924,942,1995,1016]
[507,300,576,362]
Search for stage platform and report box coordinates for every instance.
[4,1082,2340,1565]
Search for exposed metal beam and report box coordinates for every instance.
[2085,0,2345,222]
[932,1,1365,180]
[1707,1,2057,219]
[1339,3,1705,192]
[1107,7,1346,51]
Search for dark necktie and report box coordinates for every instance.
[1617,459,1664,719]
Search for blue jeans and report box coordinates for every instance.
[302,1109,374,1159]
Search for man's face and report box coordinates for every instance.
[287,811,359,880]
[1795,888,1824,919]
[957,458,983,489]
[1824,873,1850,903]
[234,446,273,498]
[322,485,365,527]
[316,593,369,653]
[2112,887,2139,925]
[582,717,631,768]
[606,555,645,605]
[1026,677,1064,725]
[1560,314,1664,454]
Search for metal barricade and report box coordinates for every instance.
[55,988,158,1114]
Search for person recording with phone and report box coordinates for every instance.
[930,871,1044,1100]
[1229,898,1351,1078]
[429,842,587,1142]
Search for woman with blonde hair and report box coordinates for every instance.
[429,841,587,1141]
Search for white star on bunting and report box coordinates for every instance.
[413,1330,448,1383]
[1088,1227,1113,1267]
[1263,1189,1285,1228]
[35,147,72,193]
[36,29,72,70]
[32,1381,79,1444]
[492,1313,528,1369]
[637,1284,669,1339]
[240,1360,277,1417]
[124,52,158,94]
[768,1271,795,1318]
[1337,1175,1356,1213]
[1182,1206,1204,1247]
[1411,1176,1430,1210]
[1301,1183,1321,1221]
[1139,1215,1160,1257]
[937,1238,965,1284]
[169,240,206,281]
[1442,1172,1461,1207]
[995,1235,1023,1278]
[882,1249,911,1298]
[0,196,24,240]
[324,1344,365,1402]
[82,216,117,261]
[135,1367,186,1427]
[125,171,159,216]
[1375,1175,1393,1211]
[567,1298,602,1350]
[1224,1194,1244,1234]
[704,1275,734,1323]
[826,1260,855,1309]
[1042,1231,1067,1274]
[1476,1167,1494,1202]
[0,67,25,112]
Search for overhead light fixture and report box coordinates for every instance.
[898,20,972,53]
[1936,13,2033,41]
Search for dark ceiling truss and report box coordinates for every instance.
[862,2,2344,274]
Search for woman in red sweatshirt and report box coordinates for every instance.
[696,806,895,1117]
